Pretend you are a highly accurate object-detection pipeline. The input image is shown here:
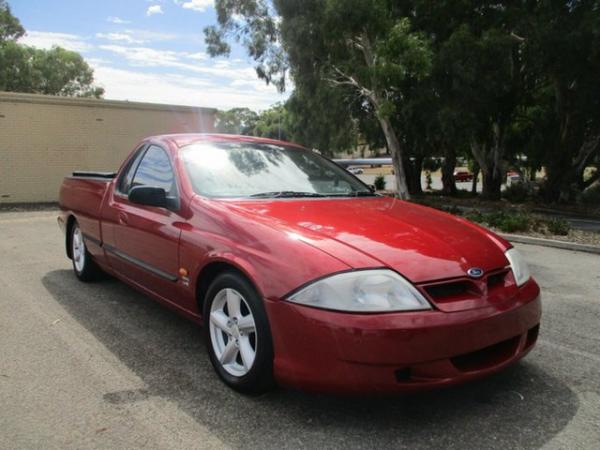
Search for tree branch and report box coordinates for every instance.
[575,134,600,174]
[326,65,375,102]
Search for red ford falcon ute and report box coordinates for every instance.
[58,134,541,394]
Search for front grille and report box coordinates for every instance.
[421,268,509,305]
[487,269,509,289]
[423,280,480,303]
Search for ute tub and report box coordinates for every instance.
[265,278,541,393]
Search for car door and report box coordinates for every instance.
[108,144,183,302]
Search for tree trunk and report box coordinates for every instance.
[544,134,600,202]
[470,124,505,201]
[471,163,480,194]
[353,32,410,199]
[441,147,457,195]
[404,153,423,195]
[480,168,503,200]
[378,115,410,199]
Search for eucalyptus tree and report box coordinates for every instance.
[0,0,23,41]
[521,0,600,201]
[205,0,433,199]
[215,108,259,135]
[0,1,103,98]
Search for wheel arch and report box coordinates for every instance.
[195,259,263,316]
[65,214,77,259]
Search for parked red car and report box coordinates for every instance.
[58,134,541,394]
[454,170,474,182]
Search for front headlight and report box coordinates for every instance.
[286,269,431,312]
[505,248,531,287]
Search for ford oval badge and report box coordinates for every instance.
[467,267,484,278]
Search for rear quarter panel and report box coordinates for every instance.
[59,177,112,257]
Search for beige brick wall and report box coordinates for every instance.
[0,92,216,203]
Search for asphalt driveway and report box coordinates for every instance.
[0,210,598,449]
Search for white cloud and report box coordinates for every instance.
[96,33,145,44]
[18,31,91,52]
[98,44,260,82]
[176,0,213,12]
[91,63,286,110]
[99,45,181,67]
[107,16,130,24]
[146,5,164,16]
[186,52,207,61]
[124,29,178,42]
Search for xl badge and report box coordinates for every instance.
[467,267,484,278]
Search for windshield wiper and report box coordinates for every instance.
[249,191,326,198]
[327,191,377,197]
[350,191,378,197]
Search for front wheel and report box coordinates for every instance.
[204,272,274,394]
[70,221,102,282]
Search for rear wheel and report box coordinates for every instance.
[204,271,274,394]
[70,221,102,282]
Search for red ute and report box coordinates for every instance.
[58,134,541,394]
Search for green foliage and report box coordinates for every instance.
[581,184,600,206]
[204,1,600,203]
[204,0,286,90]
[422,157,441,172]
[0,42,104,97]
[374,175,386,190]
[464,209,571,236]
[502,183,529,204]
[466,210,530,233]
[0,2,103,98]
[252,104,290,141]
[546,218,571,236]
[215,108,259,135]
[0,0,23,41]
[284,83,358,155]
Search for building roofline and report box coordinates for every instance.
[0,91,217,114]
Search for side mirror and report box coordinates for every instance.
[128,186,167,208]
[368,184,376,191]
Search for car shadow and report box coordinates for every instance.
[42,270,577,449]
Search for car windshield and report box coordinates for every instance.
[181,141,375,198]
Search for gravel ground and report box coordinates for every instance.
[522,229,600,246]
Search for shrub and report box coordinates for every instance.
[465,210,485,223]
[455,189,477,199]
[440,205,462,215]
[374,175,386,190]
[495,214,531,233]
[546,218,571,235]
[581,183,600,205]
[466,210,530,233]
[502,183,529,203]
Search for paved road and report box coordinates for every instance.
[1,211,599,449]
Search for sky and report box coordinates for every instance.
[12,0,287,111]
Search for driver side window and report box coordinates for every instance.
[131,145,178,198]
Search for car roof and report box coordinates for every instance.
[148,133,305,150]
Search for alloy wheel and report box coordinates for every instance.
[209,288,257,377]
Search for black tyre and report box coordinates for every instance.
[203,271,275,394]
[70,221,102,282]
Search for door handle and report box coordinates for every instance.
[118,212,128,225]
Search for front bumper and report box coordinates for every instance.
[265,278,541,394]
